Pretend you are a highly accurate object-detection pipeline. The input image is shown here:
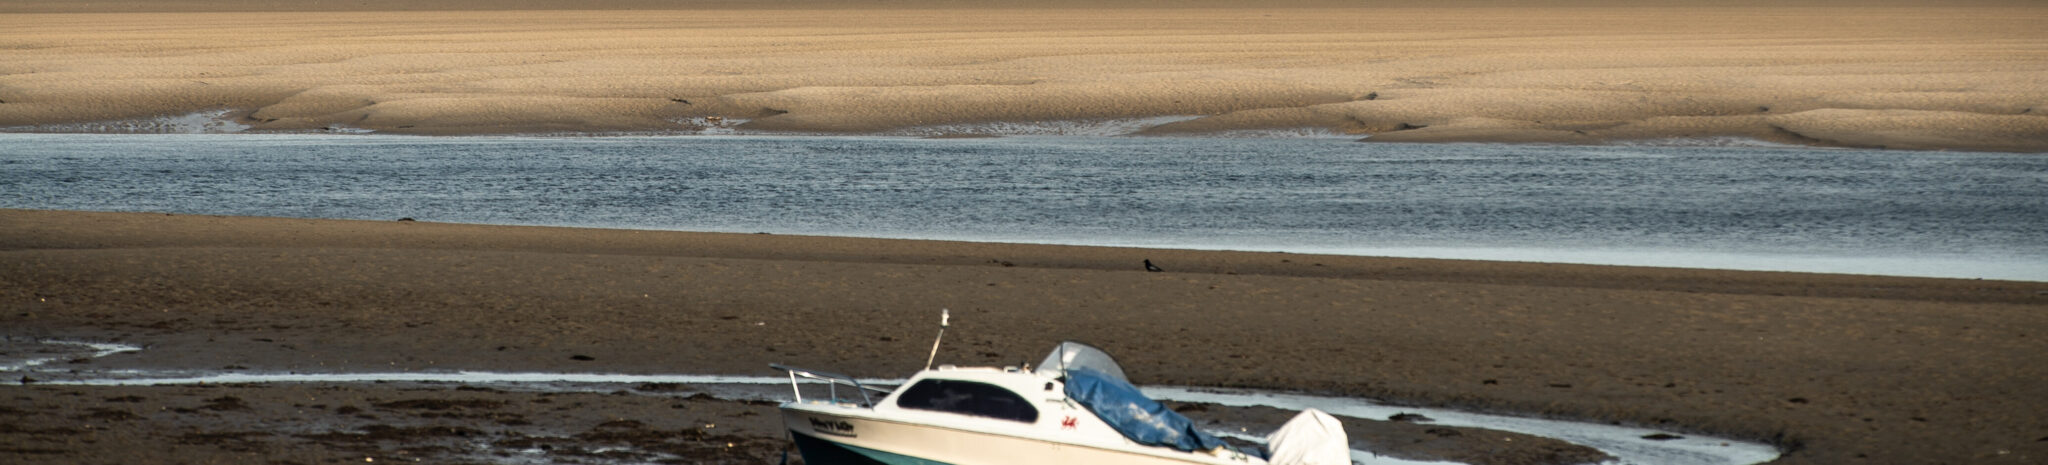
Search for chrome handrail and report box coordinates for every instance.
[770,363,891,407]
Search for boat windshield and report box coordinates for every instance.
[1036,341,1129,383]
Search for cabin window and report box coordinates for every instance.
[893,379,1040,423]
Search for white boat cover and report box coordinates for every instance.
[1265,408,1350,465]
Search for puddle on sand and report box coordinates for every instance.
[0,338,141,372]
[5,342,1779,465]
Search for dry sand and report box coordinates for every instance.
[2,209,2045,464]
[1,1,2044,150]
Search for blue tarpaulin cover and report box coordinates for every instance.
[1064,367,1233,453]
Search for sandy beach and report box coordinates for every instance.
[1,1,2044,150]
[2,209,2044,464]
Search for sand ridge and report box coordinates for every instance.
[1,4,2044,150]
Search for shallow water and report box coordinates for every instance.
[0,339,140,372]
[5,340,1774,465]
[3,133,2044,280]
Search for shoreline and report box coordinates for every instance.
[2,111,1886,151]
[8,209,2043,304]
[3,5,2044,152]
[4,209,2046,464]
[0,118,2020,158]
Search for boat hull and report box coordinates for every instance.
[791,431,951,465]
[783,406,1257,465]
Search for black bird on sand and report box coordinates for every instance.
[1144,259,1163,272]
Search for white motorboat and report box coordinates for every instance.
[774,314,1349,465]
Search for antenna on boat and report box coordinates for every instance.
[924,309,950,371]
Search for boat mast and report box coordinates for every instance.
[924,309,950,370]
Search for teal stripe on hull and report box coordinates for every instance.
[790,430,957,465]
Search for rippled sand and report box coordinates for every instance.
[0,1,2043,150]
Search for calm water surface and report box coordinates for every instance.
[3,134,2043,280]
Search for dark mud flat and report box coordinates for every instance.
[1,383,787,464]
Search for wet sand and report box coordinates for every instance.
[0,378,1609,465]
[1,1,2045,151]
[2,209,2045,464]
[1,382,794,464]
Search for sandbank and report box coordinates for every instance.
[0,1,2043,151]
[2,209,2044,464]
